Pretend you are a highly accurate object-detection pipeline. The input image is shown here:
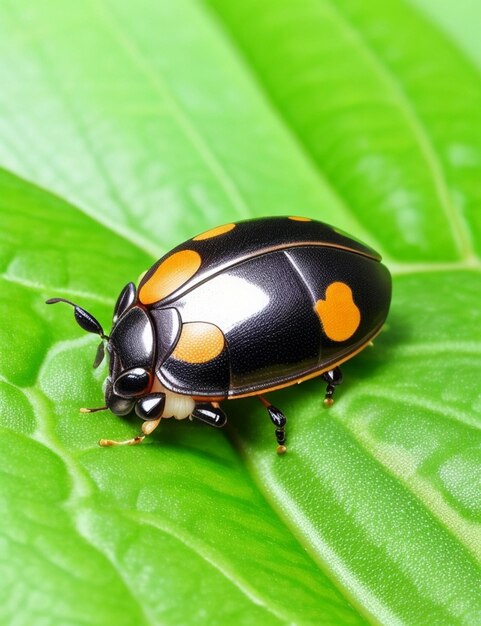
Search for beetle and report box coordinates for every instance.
[46,216,391,453]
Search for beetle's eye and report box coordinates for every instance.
[113,282,136,324]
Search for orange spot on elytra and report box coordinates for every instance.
[315,282,360,342]
[139,250,201,304]
[193,223,236,240]
[172,322,225,364]
[288,216,312,222]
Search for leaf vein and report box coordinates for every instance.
[335,396,481,563]
[123,509,286,624]
[325,0,475,260]
[90,0,251,222]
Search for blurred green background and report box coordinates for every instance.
[1,1,481,624]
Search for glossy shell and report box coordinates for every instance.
[137,217,391,399]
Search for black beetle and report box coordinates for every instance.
[47,216,391,453]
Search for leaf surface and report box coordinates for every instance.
[0,1,480,625]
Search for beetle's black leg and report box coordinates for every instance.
[98,391,166,447]
[191,402,227,428]
[322,367,343,407]
[259,396,287,455]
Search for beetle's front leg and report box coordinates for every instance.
[191,402,227,428]
[99,434,146,447]
[99,393,165,447]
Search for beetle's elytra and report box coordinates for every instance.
[47,216,391,453]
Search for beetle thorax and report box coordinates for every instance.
[109,305,154,374]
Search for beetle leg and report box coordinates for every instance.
[191,402,227,428]
[322,366,343,406]
[99,435,145,447]
[98,415,162,447]
[142,417,162,436]
[258,396,287,455]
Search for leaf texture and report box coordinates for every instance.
[0,1,480,625]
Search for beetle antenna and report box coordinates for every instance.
[80,406,108,413]
[46,297,109,340]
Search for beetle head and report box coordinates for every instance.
[46,282,160,418]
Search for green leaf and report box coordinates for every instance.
[0,1,480,625]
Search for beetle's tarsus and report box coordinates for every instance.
[98,435,145,447]
[98,419,160,446]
